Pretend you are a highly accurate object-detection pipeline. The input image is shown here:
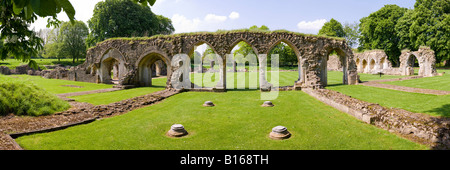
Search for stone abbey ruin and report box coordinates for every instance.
[328,46,438,77]
[2,30,449,150]
[66,30,359,90]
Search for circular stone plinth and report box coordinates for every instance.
[167,124,188,137]
[269,126,291,140]
[261,101,274,107]
[203,101,215,107]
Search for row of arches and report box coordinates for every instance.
[91,37,353,90]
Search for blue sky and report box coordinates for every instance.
[31,0,416,34]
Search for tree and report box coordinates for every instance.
[343,22,360,49]
[359,5,407,66]
[86,0,174,47]
[0,0,75,69]
[318,18,346,38]
[395,0,450,64]
[59,21,89,63]
[268,43,297,67]
[0,0,157,68]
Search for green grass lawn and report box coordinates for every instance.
[382,69,450,91]
[0,58,85,70]
[15,90,427,150]
[327,85,450,117]
[9,75,113,94]
[69,78,167,105]
[192,71,404,88]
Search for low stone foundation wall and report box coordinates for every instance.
[303,88,450,149]
[0,88,182,150]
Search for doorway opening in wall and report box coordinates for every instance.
[407,54,420,75]
[137,53,169,87]
[326,49,347,87]
[267,40,301,87]
[103,58,120,85]
[188,42,222,89]
[228,40,259,90]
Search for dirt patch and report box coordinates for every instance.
[61,85,84,88]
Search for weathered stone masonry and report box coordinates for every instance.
[68,31,358,90]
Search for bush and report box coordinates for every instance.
[0,75,70,116]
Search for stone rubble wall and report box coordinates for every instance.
[303,88,450,149]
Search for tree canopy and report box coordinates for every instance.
[59,21,89,63]
[318,18,346,38]
[86,0,174,47]
[359,5,408,66]
[0,0,76,68]
[395,0,450,64]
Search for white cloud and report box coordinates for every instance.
[171,12,240,33]
[204,14,227,23]
[171,14,202,33]
[229,12,240,20]
[296,19,327,34]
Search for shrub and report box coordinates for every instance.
[0,75,70,116]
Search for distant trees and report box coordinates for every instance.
[395,0,450,65]
[359,5,408,66]
[357,0,450,66]
[0,0,76,69]
[86,0,174,47]
[59,21,89,63]
[318,18,345,38]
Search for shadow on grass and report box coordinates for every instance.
[326,83,345,87]
[426,104,450,117]
[227,89,260,92]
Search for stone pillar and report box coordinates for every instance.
[259,54,272,91]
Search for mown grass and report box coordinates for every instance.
[10,75,113,94]
[0,58,85,70]
[0,75,70,116]
[69,78,167,105]
[16,90,427,150]
[382,69,450,91]
[327,85,450,117]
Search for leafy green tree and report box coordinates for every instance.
[343,22,360,48]
[86,0,174,47]
[359,5,407,66]
[59,21,89,63]
[395,0,450,64]
[268,43,296,66]
[318,18,346,38]
[0,0,75,68]
[42,42,63,61]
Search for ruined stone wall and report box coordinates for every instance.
[71,31,358,90]
[354,50,394,74]
[399,47,437,77]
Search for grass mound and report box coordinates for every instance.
[0,76,70,116]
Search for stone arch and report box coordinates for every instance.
[380,57,386,70]
[266,39,303,86]
[136,49,172,87]
[356,58,361,72]
[228,38,260,56]
[98,48,126,84]
[399,47,437,77]
[369,58,376,70]
[362,59,368,71]
[324,47,354,86]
